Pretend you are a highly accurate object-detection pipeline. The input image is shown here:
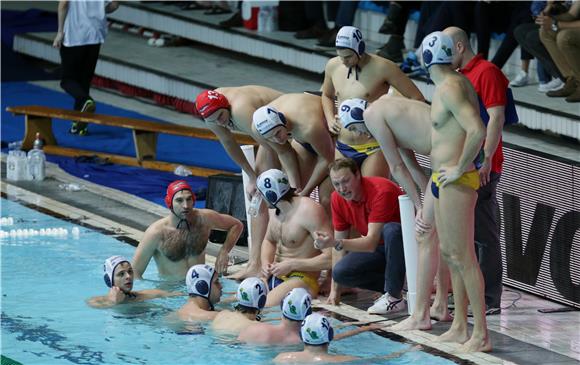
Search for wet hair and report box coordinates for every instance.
[234,304,262,321]
[329,158,359,175]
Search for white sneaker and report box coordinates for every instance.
[509,70,529,87]
[538,78,565,93]
[367,293,407,315]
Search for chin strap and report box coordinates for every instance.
[176,218,190,231]
[347,65,361,80]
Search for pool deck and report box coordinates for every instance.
[2,83,579,364]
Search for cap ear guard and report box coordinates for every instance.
[104,269,112,288]
[165,180,194,211]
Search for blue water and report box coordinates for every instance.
[1,199,455,365]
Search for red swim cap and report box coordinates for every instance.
[165,180,195,210]
[195,90,230,119]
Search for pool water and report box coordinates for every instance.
[1,199,456,364]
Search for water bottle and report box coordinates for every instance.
[6,151,17,181]
[33,132,44,150]
[247,193,263,217]
[15,150,29,181]
[258,6,270,32]
[28,149,46,181]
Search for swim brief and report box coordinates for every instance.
[431,169,480,199]
[336,140,381,167]
[268,271,319,294]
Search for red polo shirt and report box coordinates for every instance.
[331,176,402,242]
[460,54,507,173]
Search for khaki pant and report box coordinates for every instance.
[540,26,580,80]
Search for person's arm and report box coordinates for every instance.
[321,61,341,136]
[297,129,334,196]
[260,219,277,280]
[204,210,244,275]
[86,287,126,308]
[328,230,349,305]
[399,148,429,194]
[383,61,425,101]
[53,0,69,48]
[334,323,383,341]
[105,1,119,13]
[131,224,162,279]
[267,141,302,191]
[479,105,505,186]
[139,289,185,300]
[438,83,486,187]
[364,107,423,210]
[209,124,258,197]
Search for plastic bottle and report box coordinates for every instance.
[174,165,192,176]
[258,6,270,32]
[28,150,46,181]
[247,193,263,217]
[15,150,30,181]
[6,151,17,181]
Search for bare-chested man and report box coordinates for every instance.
[322,26,424,178]
[342,96,452,329]
[256,169,332,307]
[211,277,268,335]
[175,264,223,321]
[238,287,312,345]
[251,93,335,213]
[132,180,244,280]
[195,85,283,280]
[421,31,490,352]
[88,256,181,308]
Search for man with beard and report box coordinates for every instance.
[132,180,244,280]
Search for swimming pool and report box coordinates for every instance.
[1,198,459,364]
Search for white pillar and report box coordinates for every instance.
[398,194,418,315]
[241,145,256,253]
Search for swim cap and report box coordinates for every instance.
[195,90,230,119]
[281,288,312,321]
[300,313,334,345]
[421,31,454,69]
[186,264,216,299]
[253,106,287,136]
[103,255,130,288]
[237,277,268,310]
[335,26,366,57]
[257,169,291,205]
[338,98,368,129]
[165,180,195,211]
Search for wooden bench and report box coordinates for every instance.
[6,105,256,177]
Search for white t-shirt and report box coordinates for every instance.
[63,0,110,47]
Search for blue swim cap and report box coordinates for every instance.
[421,31,454,69]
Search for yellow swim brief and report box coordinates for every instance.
[431,170,480,198]
[269,271,320,294]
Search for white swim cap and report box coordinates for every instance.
[257,169,291,205]
[253,106,287,136]
[186,264,216,299]
[335,26,366,57]
[281,287,312,321]
[421,31,454,69]
[103,255,130,288]
[237,277,268,310]
[338,98,368,129]
[301,313,334,345]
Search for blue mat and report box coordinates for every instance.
[2,82,240,207]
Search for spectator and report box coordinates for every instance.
[317,1,359,47]
[52,0,119,136]
[376,1,420,63]
[537,1,580,102]
[294,1,331,39]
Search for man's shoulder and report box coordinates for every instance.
[364,177,403,198]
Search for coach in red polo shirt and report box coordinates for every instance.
[314,158,407,315]
[444,26,507,315]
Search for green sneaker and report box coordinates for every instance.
[81,99,96,113]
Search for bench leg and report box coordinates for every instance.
[133,130,157,162]
[23,115,57,150]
